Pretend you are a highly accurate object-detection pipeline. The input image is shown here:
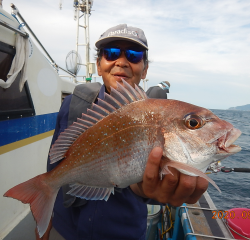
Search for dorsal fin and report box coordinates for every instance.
[110,87,130,105]
[77,118,93,127]
[49,80,147,164]
[91,103,109,116]
[104,93,122,109]
[68,124,86,133]
[97,98,116,113]
[116,81,134,102]
[72,122,89,131]
[121,79,141,100]
[135,84,147,99]
[87,109,104,120]
[81,113,98,123]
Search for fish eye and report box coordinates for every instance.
[184,114,204,130]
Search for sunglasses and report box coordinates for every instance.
[102,47,145,64]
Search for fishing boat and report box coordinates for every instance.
[0,1,249,240]
[0,2,78,239]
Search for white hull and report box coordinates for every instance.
[0,7,76,238]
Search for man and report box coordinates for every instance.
[41,24,208,240]
[146,81,170,99]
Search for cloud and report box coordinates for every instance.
[2,0,250,109]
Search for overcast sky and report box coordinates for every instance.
[2,0,250,109]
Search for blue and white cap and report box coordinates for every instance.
[95,24,148,50]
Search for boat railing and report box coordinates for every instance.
[0,18,28,38]
[59,74,100,83]
[179,205,248,240]
[2,4,100,84]
[7,4,81,83]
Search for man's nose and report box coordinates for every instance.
[115,51,129,67]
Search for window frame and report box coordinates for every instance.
[0,41,35,121]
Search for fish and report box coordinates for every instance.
[4,79,241,237]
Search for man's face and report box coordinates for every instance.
[97,40,148,93]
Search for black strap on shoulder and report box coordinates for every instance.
[68,82,102,126]
[63,82,102,208]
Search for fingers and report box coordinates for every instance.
[142,147,181,202]
[142,147,162,196]
[140,147,209,206]
[169,174,196,206]
[156,167,179,203]
[169,174,209,206]
[185,176,209,204]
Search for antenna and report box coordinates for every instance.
[59,0,63,10]
[74,0,94,81]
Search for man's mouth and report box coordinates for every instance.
[113,73,129,79]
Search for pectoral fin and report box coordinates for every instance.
[160,158,221,193]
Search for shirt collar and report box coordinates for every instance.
[94,84,107,104]
[98,84,106,100]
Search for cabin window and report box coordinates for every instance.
[0,41,35,121]
[61,92,71,103]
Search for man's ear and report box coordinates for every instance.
[96,59,102,76]
[141,63,148,79]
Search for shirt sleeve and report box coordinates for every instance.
[127,186,163,205]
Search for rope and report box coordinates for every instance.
[161,205,174,238]
[18,23,25,30]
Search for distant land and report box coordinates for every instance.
[228,104,250,111]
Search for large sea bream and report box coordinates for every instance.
[4,80,241,237]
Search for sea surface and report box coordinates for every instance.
[207,109,250,210]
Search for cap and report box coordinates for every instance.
[95,24,148,50]
[158,81,170,90]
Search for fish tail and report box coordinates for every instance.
[4,173,58,237]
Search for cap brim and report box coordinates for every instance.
[95,36,148,50]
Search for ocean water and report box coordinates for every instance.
[207,109,250,210]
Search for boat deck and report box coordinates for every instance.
[184,191,233,240]
[3,212,65,240]
[3,191,233,240]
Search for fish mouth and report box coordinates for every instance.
[216,128,242,153]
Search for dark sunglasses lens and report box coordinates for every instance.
[125,49,144,63]
[103,48,121,61]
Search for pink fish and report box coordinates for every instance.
[4,80,241,237]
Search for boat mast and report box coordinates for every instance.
[74,0,93,81]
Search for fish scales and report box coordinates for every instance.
[48,99,163,189]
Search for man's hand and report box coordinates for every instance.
[130,147,209,206]
[35,217,52,240]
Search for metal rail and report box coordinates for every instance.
[10,3,75,79]
[179,205,240,240]
[10,3,55,64]
[180,205,227,212]
[185,232,240,240]
[57,65,76,78]
[0,19,29,38]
